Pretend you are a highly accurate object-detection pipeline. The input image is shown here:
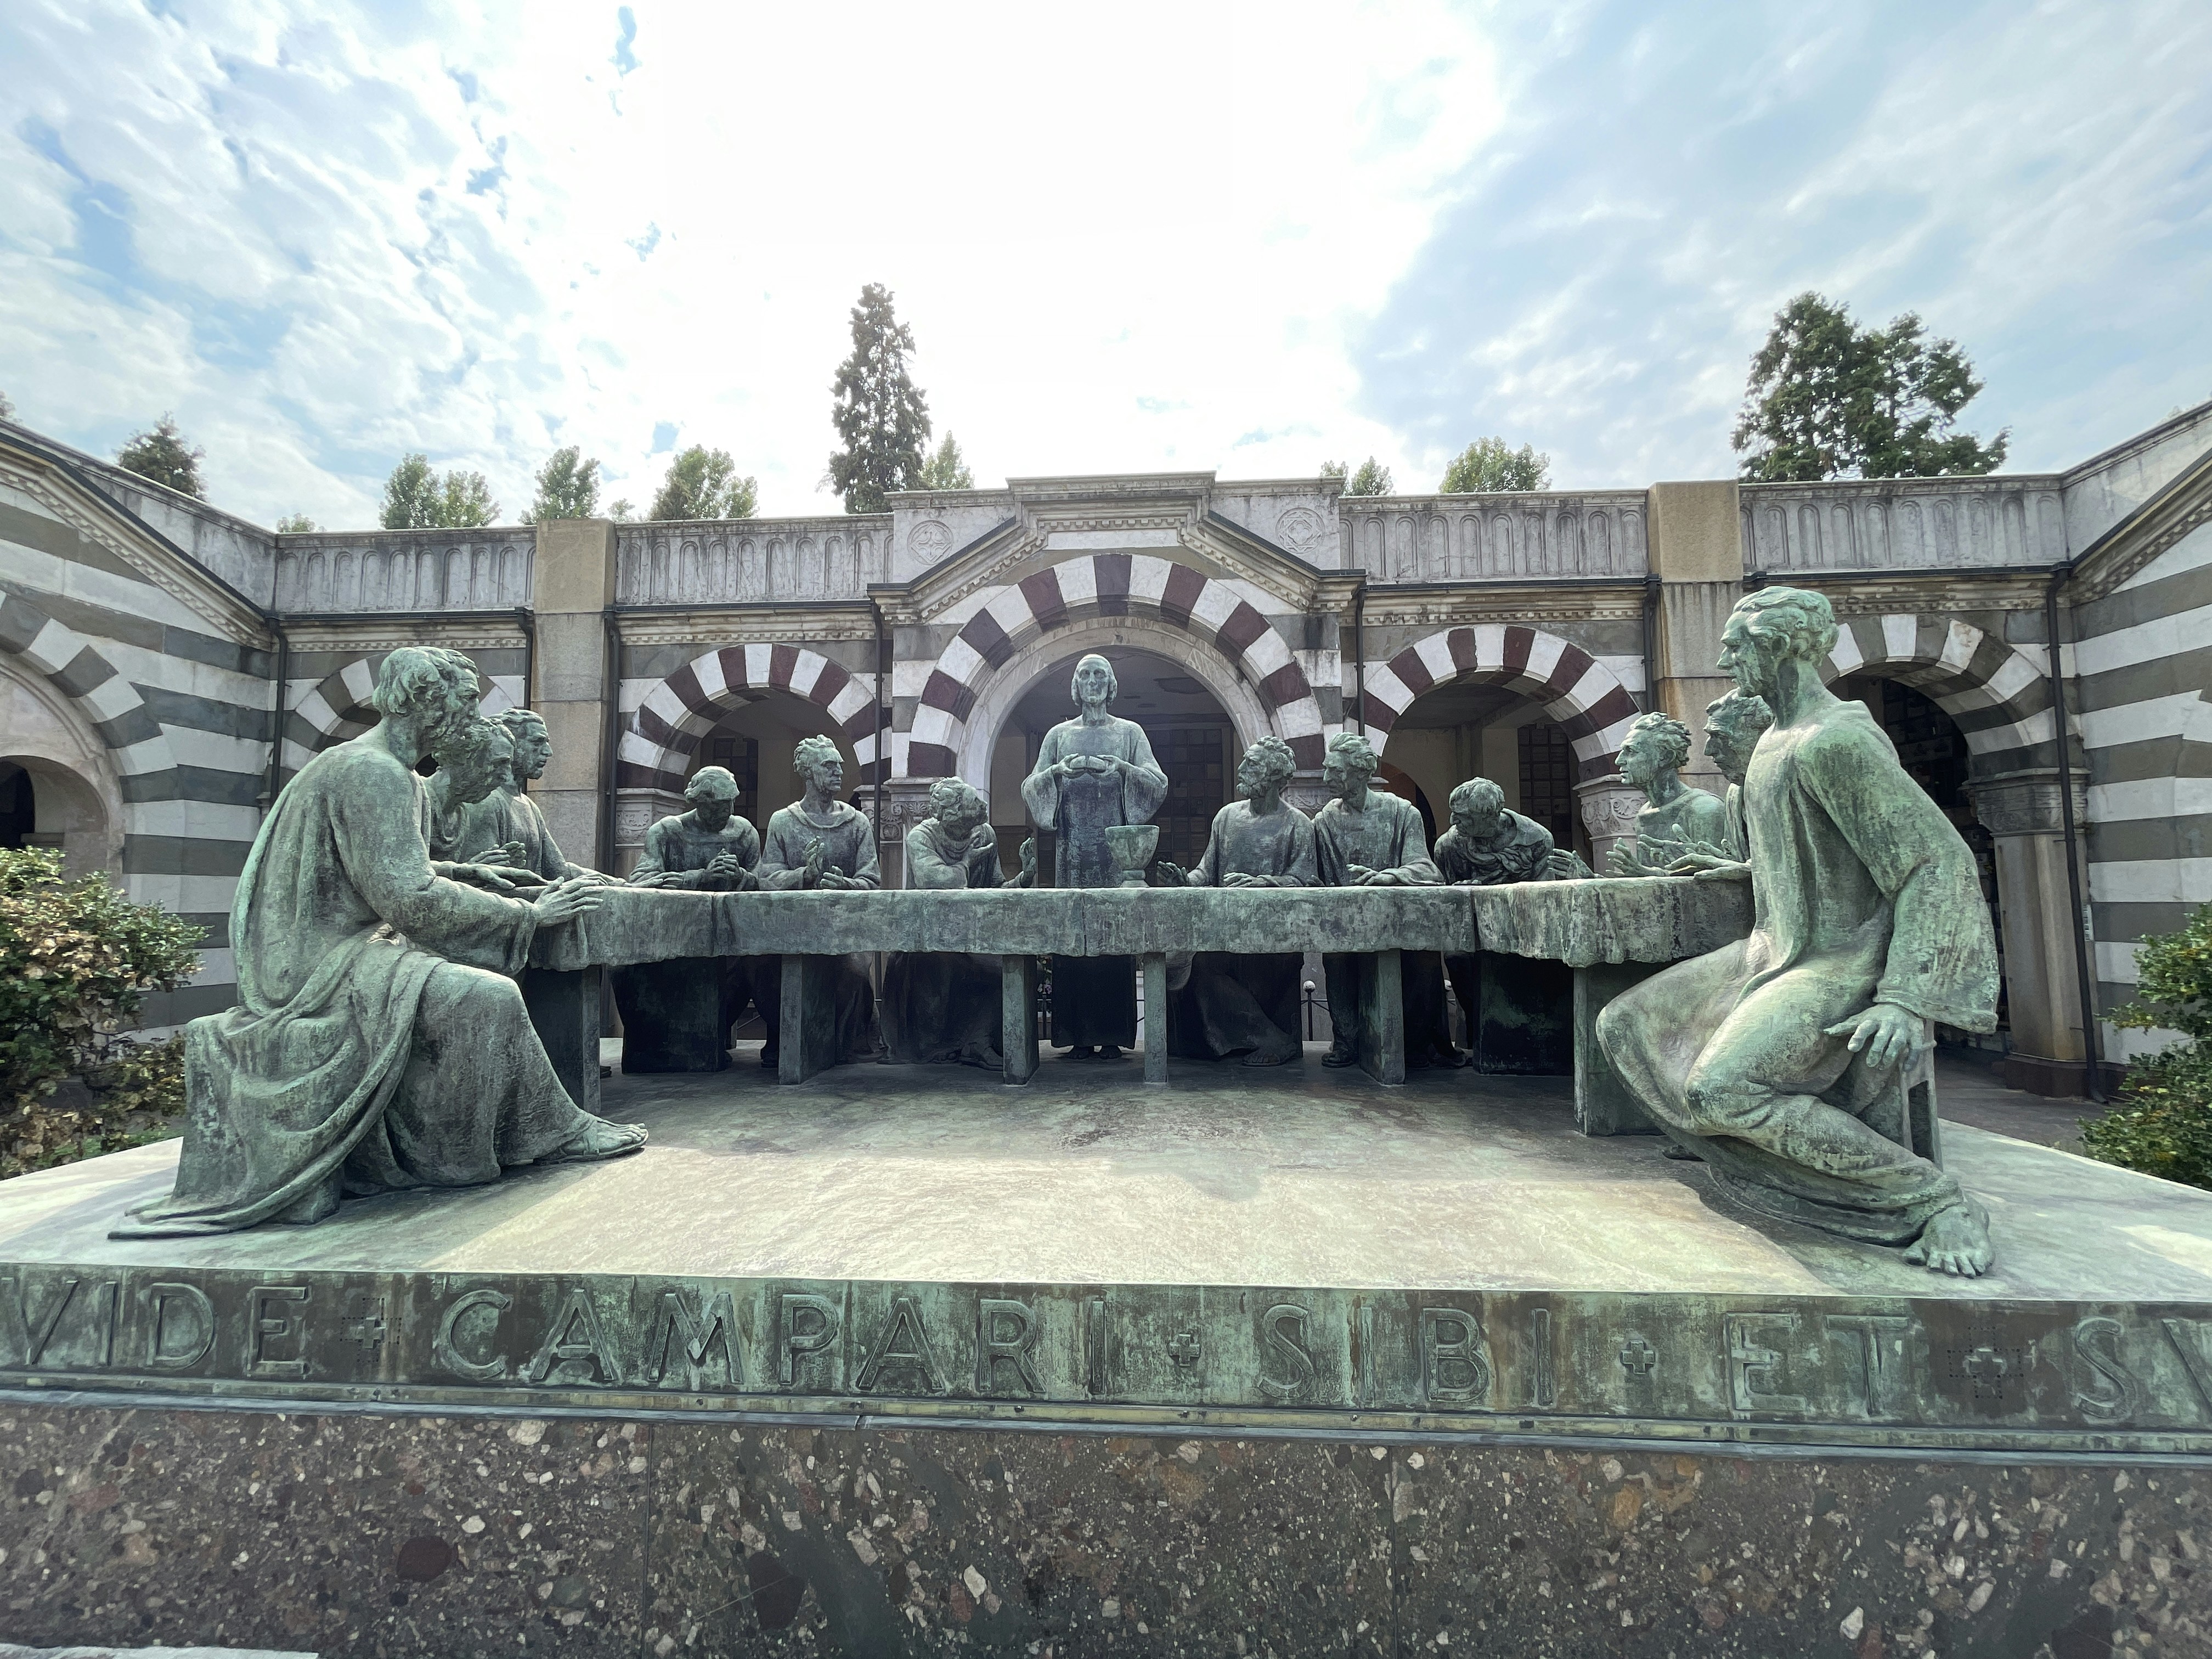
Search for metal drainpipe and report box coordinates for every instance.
[871,597,887,834]
[1351,582,1367,736]
[517,606,537,710]
[260,617,289,813]
[600,606,620,873]
[1640,573,1661,717]
[2045,568,2105,1102]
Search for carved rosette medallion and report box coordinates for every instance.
[1273,505,1324,556]
[909,519,953,561]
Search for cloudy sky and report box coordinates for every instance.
[1,1,2207,528]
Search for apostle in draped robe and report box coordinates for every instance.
[1154,736,1316,1065]
[1596,587,2001,1276]
[752,736,882,1070]
[421,717,517,866]
[115,647,646,1238]
[1313,732,1461,1069]
[1431,776,1581,1070]
[881,777,1034,1068]
[463,708,616,883]
[1606,712,1734,877]
[613,766,764,1072]
[1019,654,1169,1061]
[1657,690,1774,884]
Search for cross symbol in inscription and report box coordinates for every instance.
[1618,1336,1657,1378]
[344,1297,387,1350]
[1167,1332,1201,1369]
[1961,1346,2011,1397]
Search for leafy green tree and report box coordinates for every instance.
[919,432,974,491]
[1324,456,1393,496]
[116,415,206,498]
[651,445,757,521]
[1733,292,2009,482]
[275,513,319,533]
[827,283,932,513]
[0,847,202,1175]
[522,445,602,523]
[0,391,14,419]
[1440,437,1550,493]
[608,498,636,522]
[380,454,500,528]
[438,471,498,527]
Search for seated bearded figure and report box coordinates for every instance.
[1595,586,2002,1276]
[1155,735,1316,1066]
[116,646,645,1237]
[881,778,1035,1069]
[421,716,518,868]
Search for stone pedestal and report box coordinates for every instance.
[1575,776,1643,871]
[520,964,603,1114]
[1974,772,2094,1097]
[530,518,620,871]
[1572,960,1664,1135]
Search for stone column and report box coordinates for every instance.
[1973,772,2093,1097]
[1645,481,1746,800]
[872,776,937,890]
[531,518,619,870]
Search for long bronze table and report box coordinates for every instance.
[526,879,1751,1103]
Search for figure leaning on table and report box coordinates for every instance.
[752,735,883,1070]
[881,776,1034,1069]
[115,646,644,1238]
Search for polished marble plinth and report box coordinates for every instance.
[4,1056,2210,1455]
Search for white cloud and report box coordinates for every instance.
[0,0,1502,524]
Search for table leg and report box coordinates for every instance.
[1002,954,1038,1085]
[523,965,603,1115]
[1142,953,1168,1085]
[778,955,838,1085]
[1357,949,1406,1085]
[1571,962,1663,1135]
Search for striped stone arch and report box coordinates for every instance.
[0,590,178,789]
[1824,612,2055,769]
[617,644,882,794]
[1362,624,1641,781]
[905,553,1326,777]
[289,654,517,760]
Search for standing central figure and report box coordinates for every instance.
[1019,653,1169,1061]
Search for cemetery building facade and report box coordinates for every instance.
[5,404,2212,1096]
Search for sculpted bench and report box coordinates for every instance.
[526,878,1753,1116]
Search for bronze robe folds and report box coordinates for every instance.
[119,737,589,1237]
[1167,799,1317,1062]
[613,811,765,1073]
[753,800,882,1067]
[882,821,1009,1067]
[1314,790,1459,1066]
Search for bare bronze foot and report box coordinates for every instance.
[1063,1045,1098,1062]
[1243,1032,1300,1066]
[1321,1041,1357,1069]
[1904,1199,1993,1277]
[544,1118,648,1164]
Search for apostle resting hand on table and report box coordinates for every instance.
[751,736,883,1070]
[116,646,645,1238]
[881,777,1034,1069]
[612,765,768,1073]
[1154,735,1316,1065]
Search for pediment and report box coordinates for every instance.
[2067,441,2212,603]
[878,472,1334,623]
[0,434,269,646]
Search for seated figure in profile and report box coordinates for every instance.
[882,777,1034,1069]
[1607,710,1733,877]
[1654,688,1774,883]
[613,765,764,1073]
[116,646,644,1238]
[421,717,520,869]
[1155,735,1317,1066]
[465,707,617,884]
[753,736,882,1069]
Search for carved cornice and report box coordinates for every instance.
[1782,573,2053,616]
[280,624,527,654]
[1359,585,1645,627]
[613,608,877,648]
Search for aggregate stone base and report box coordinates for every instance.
[1,1405,2206,1657]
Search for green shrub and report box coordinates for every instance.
[2081,1042,2212,1190]
[2082,907,2212,1190]
[0,847,203,1177]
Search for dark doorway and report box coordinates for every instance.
[0,763,33,850]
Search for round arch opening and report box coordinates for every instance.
[1380,678,1590,862]
[983,643,1243,881]
[678,686,865,842]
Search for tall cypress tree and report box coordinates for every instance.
[826,284,931,514]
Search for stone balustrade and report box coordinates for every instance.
[614,516,893,605]
[1341,492,1650,583]
[273,527,537,613]
[1741,475,2067,574]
